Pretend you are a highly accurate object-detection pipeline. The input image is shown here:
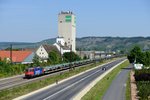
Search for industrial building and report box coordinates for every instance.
[58,11,76,52]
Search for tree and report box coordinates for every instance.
[48,50,61,64]
[143,51,150,66]
[127,46,150,66]
[83,55,87,60]
[127,46,142,63]
[32,55,40,66]
[63,52,81,62]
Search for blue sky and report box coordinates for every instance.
[0,0,150,42]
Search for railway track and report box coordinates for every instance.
[0,62,94,91]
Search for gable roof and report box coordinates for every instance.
[56,43,70,50]
[0,50,32,63]
[42,44,59,53]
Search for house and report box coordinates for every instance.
[53,37,70,55]
[36,44,59,62]
[0,50,34,64]
[53,43,70,55]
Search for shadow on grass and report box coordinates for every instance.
[121,67,132,70]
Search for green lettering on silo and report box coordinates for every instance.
[65,16,72,22]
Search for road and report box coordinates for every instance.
[21,58,125,100]
[102,65,132,100]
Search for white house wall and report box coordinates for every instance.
[53,43,70,55]
[36,45,49,59]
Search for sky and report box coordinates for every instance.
[0,0,150,42]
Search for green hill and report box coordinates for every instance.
[76,37,150,51]
[0,37,150,52]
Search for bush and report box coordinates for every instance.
[136,81,150,100]
[135,69,150,100]
[0,59,27,78]
[48,50,61,64]
[134,69,150,81]
[63,52,81,62]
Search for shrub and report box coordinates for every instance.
[63,52,81,62]
[0,60,28,78]
[134,69,150,81]
[136,81,150,100]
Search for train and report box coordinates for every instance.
[25,54,124,78]
[25,59,94,78]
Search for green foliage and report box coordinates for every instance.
[127,46,142,63]
[126,73,131,100]
[48,50,61,64]
[143,51,150,66]
[135,69,150,81]
[0,59,27,78]
[83,55,87,60]
[136,81,150,100]
[135,68,150,100]
[127,46,150,66]
[5,48,20,51]
[63,52,81,62]
[32,55,40,66]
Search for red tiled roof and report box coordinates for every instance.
[0,50,32,63]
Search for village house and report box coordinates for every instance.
[36,44,59,62]
[53,37,70,55]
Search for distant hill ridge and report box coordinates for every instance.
[0,37,150,51]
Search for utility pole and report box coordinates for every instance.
[10,44,12,64]
[70,45,72,70]
[70,45,72,62]
[94,50,96,65]
[60,44,62,62]
[80,48,81,59]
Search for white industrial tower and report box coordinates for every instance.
[58,11,76,52]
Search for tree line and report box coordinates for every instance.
[127,46,150,67]
[32,50,82,66]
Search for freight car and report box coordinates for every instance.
[25,59,94,78]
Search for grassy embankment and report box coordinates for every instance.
[0,58,117,100]
[82,60,130,100]
[126,72,131,100]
